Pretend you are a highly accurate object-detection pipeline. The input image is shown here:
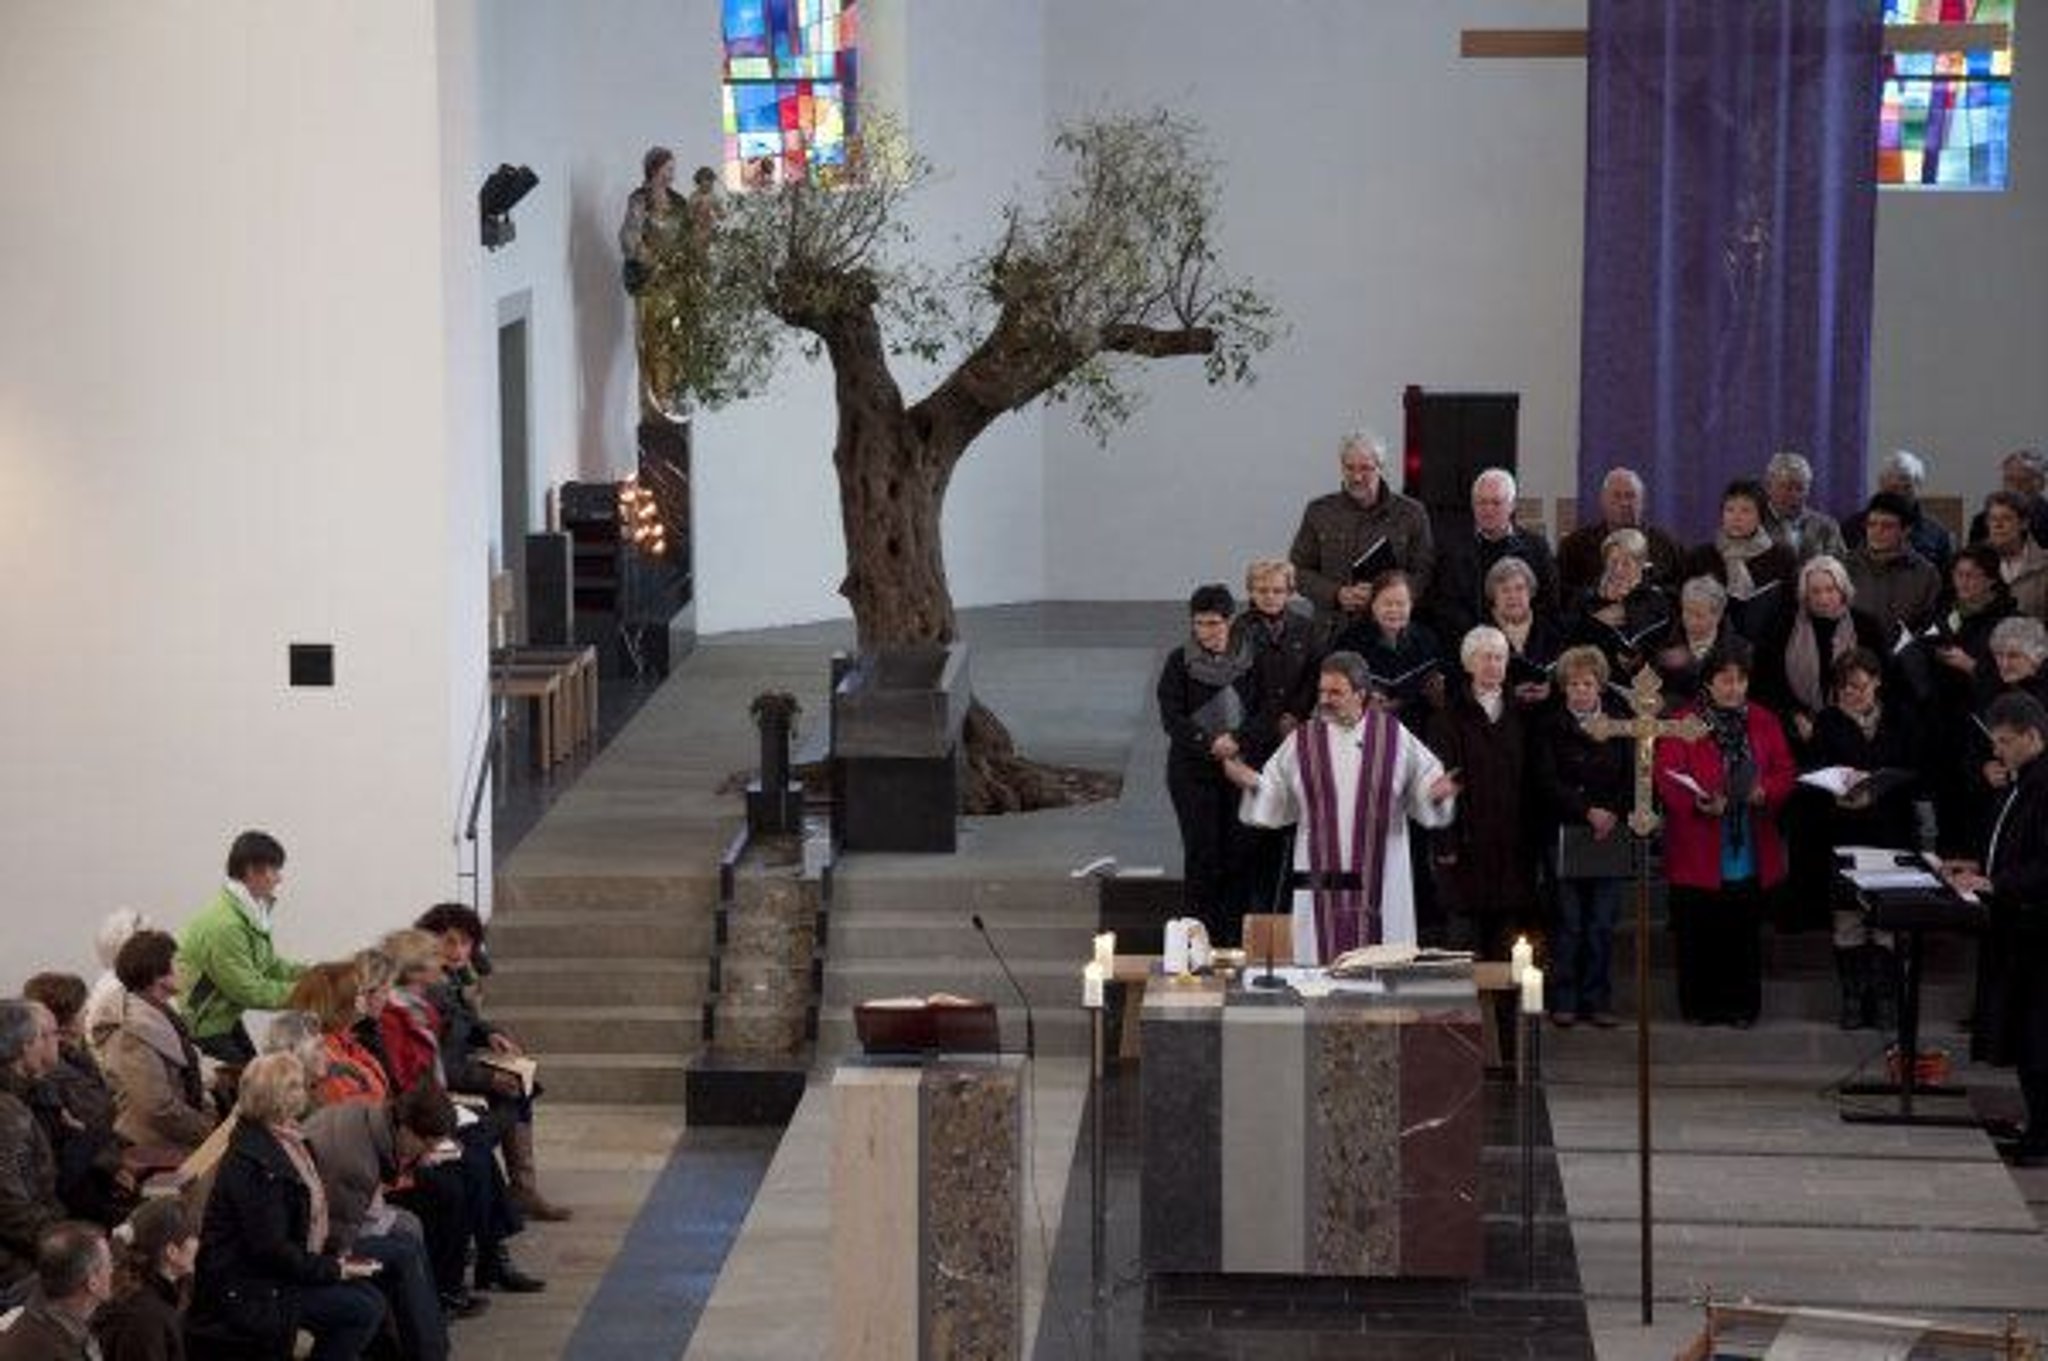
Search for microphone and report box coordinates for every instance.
[971,913,1036,1061]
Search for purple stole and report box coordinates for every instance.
[1296,711,1401,958]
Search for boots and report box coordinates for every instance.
[1863,945,1899,1034]
[474,1242,546,1294]
[504,1121,573,1222]
[1834,948,1865,1030]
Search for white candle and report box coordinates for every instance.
[1083,960,1106,1010]
[1093,931,1117,973]
[1521,964,1545,1016]
[1510,935,1533,985]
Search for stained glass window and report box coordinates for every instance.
[1879,0,2013,190]
[721,0,858,190]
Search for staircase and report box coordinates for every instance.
[818,870,1099,1058]
[483,873,718,1104]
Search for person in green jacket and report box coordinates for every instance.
[177,830,304,1064]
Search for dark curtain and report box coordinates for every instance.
[1577,0,1884,541]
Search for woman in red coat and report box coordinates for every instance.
[1655,640,1797,1026]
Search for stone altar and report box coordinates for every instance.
[1140,975,1484,1278]
[831,1055,1023,1360]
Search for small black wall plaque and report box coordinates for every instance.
[289,643,335,688]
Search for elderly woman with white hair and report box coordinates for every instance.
[1652,576,1736,703]
[1755,554,1888,747]
[83,909,152,1061]
[1425,626,1538,957]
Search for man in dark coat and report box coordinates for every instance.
[1289,432,1436,637]
[0,1001,64,1310]
[1556,467,1686,597]
[1951,693,2048,1166]
[0,1221,110,1361]
[1427,468,1559,645]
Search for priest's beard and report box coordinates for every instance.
[1319,704,1362,730]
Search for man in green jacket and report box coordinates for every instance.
[177,830,304,1063]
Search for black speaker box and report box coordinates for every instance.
[524,531,573,646]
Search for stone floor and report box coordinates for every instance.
[464,603,2048,1360]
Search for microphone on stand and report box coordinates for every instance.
[1251,828,1294,989]
[972,913,1036,1061]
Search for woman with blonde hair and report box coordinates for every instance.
[286,963,389,1109]
[185,1053,386,1360]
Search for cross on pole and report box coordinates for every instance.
[1577,665,1705,1326]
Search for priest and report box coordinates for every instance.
[1223,651,1461,964]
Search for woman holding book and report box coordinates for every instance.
[1533,646,1635,1027]
[1654,640,1796,1027]
[1567,529,1669,682]
[1755,555,1888,750]
[1930,547,2020,854]
[1804,648,1925,1029]
[1157,583,1259,923]
[1483,556,1564,709]
[1333,568,1444,734]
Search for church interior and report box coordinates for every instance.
[5,1,2048,1358]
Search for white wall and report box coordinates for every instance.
[477,0,1052,635]
[0,1,489,978]
[1870,42,2048,506]
[1038,0,1591,597]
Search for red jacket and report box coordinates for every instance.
[377,991,444,1095]
[1654,703,1796,891]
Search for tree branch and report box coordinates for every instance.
[1099,324,1217,357]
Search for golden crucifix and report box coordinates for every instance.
[1580,667,1707,836]
[1573,663,1705,1326]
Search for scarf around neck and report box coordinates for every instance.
[1703,703,1755,852]
[1183,635,1253,688]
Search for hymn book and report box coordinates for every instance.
[1798,766,1915,809]
[477,1052,541,1098]
[1349,537,1397,583]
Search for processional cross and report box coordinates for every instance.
[1575,666,1705,1326]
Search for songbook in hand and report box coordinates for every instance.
[1508,654,1557,688]
[1798,766,1915,809]
[1349,537,1397,584]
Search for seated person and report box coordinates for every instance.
[83,910,151,1065]
[100,930,218,1160]
[0,1001,66,1311]
[0,1221,110,1361]
[12,985,126,1229]
[92,1198,197,1361]
[185,1053,387,1360]
[416,903,571,1222]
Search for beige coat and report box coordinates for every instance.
[102,996,216,1154]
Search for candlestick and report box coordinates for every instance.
[1510,935,1533,985]
[1083,961,1105,1010]
[1521,964,1545,1016]
[1093,931,1117,974]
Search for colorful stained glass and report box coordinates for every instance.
[721,0,857,189]
[1878,0,2014,190]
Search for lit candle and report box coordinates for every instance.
[1093,931,1117,974]
[1510,935,1533,985]
[1521,964,1545,1016]
[1083,960,1106,1010]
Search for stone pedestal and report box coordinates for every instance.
[831,1056,1023,1360]
[1141,977,1484,1278]
[686,855,817,1126]
[833,645,969,853]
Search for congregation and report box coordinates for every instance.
[1159,434,2048,1162]
[0,831,569,1361]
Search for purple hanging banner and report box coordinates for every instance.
[1578,0,1884,542]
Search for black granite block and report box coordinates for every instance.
[682,1054,805,1127]
[1140,1016,1222,1273]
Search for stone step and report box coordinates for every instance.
[815,1004,1093,1060]
[493,873,721,915]
[485,956,708,1008]
[825,872,1097,920]
[1607,970,1975,1024]
[825,910,1093,963]
[823,956,1089,1010]
[485,907,714,960]
[1542,1017,1970,1070]
[486,1004,697,1055]
[536,1050,692,1105]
